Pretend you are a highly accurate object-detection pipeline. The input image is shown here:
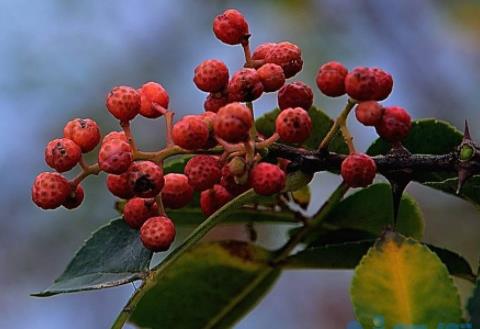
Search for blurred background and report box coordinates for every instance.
[1,0,480,328]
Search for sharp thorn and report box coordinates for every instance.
[463,120,471,141]
[456,168,472,194]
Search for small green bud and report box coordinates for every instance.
[460,144,474,161]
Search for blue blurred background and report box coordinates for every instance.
[2,0,480,328]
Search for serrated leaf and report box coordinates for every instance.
[351,232,463,328]
[368,119,462,182]
[302,184,424,245]
[255,107,348,153]
[424,175,480,209]
[129,241,280,329]
[33,219,152,297]
[283,238,476,282]
[468,279,480,327]
[291,185,311,210]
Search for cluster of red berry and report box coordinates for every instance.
[32,9,413,252]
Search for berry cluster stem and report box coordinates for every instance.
[121,121,138,154]
[318,99,356,151]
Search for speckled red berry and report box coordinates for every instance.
[161,173,194,209]
[316,61,348,97]
[213,102,252,143]
[375,106,411,143]
[265,42,303,78]
[45,138,82,172]
[172,115,209,150]
[106,173,135,199]
[275,107,312,143]
[227,68,264,102]
[138,82,169,118]
[184,155,221,191]
[105,86,140,122]
[252,43,277,60]
[63,118,101,152]
[194,59,229,93]
[371,68,393,101]
[123,197,158,229]
[32,172,71,209]
[204,93,229,113]
[62,185,84,209]
[278,81,313,110]
[341,153,376,188]
[249,163,286,196]
[102,131,128,144]
[213,9,249,45]
[220,164,250,196]
[257,63,285,92]
[355,101,384,126]
[98,139,133,174]
[128,161,165,198]
[200,184,233,216]
[140,216,176,252]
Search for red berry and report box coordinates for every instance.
[375,106,411,143]
[123,197,158,229]
[371,68,393,101]
[184,155,221,191]
[316,61,348,97]
[63,118,101,152]
[257,63,285,92]
[106,173,135,199]
[265,42,303,78]
[200,111,218,149]
[213,102,252,143]
[249,163,286,196]
[138,82,169,119]
[278,81,313,110]
[32,172,70,209]
[63,185,84,209]
[204,93,229,113]
[172,115,209,150]
[140,216,176,252]
[105,86,140,122]
[45,138,82,172]
[200,184,233,216]
[98,139,133,174]
[128,161,165,198]
[213,9,249,45]
[341,153,376,188]
[227,68,264,102]
[252,43,277,60]
[161,173,194,209]
[194,59,229,93]
[220,164,250,195]
[355,101,384,126]
[102,131,128,144]
[345,67,377,101]
[275,107,312,143]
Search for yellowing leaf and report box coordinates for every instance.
[351,232,462,328]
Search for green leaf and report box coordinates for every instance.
[283,239,475,282]
[351,232,463,328]
[291,184,311,210]
[129,241,280,329]
[163,155,193,174]
[255,107,348,153]
[168,207,296,225]
[32,219,152,297]
[304,184,424,245]
[368,119,462,182]
[112,189,262,328]
[468,279,480,327]
[424,175,480,209]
